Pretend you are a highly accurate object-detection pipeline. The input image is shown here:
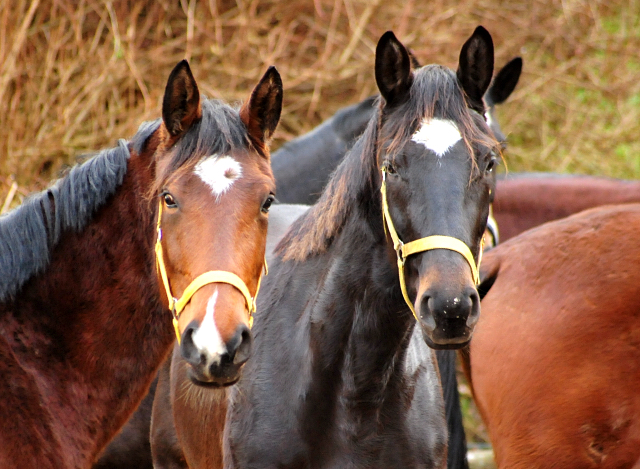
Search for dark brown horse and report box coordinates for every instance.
[467,203,640,469]
[152,27,499,469]
[0,60,282,468]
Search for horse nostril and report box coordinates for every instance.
[419,295,437,332]
[180,322,203,367]
[229,324,252,365]
[466,288,481,327]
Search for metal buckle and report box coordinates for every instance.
[171,299,178,320]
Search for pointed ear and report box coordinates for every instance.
[485,57,522,107]
[477,250,500,300]
[457,26,494,113]
[162,60,201,138]
[239,66,283,153]
[375,31,413,107]
[407,48,422,69]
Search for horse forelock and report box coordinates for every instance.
[276,66,500,263]
[0,139,134,302]
[151,99,252,196]
[383,65,499,174]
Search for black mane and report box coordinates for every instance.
[154,99,251,190]
[0,98,251,302]
[0,122,157,302]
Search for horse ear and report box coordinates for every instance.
[239,66,283,152]
[407,48,422,69]
[162,60,201,138]
[457,26,494,113]
[485,57,522,107]
[477,251,500,300]
[375,31,413,107]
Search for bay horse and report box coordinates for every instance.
[467,203,640,469]
[152,27,499,469]
[0,59,283,468]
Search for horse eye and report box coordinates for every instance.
[486,154,499,173]
[261,194,275,214]
[384,162,397,174]
[162,192,178,208]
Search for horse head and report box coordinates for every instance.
[375,28,498,349]
[152,61,282,385]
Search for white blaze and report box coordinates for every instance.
[191,289,227,365]
[194,155,242,197]
[411,118,462,157]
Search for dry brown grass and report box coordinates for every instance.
[2,0,640,211]
[2,0,638,444]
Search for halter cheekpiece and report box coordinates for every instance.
[380,166,482,322]
[154,200,266,343]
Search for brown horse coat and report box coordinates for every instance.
[493,173,640,241]
[470,204,640,469]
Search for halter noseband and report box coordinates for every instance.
[380,167,482,322]
[154,200,266,343]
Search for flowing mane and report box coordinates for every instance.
[0,131,143,302]
[277,65,498,262]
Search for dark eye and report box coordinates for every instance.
[162,192,178,208]
[383,161,397,174]
[486,153,498,173]
[261,194,275,214]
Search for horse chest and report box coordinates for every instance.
[227,328,446,469]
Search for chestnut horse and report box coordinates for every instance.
[152,27,499,469]
[492,172,640,241]
[467,203,640,469]
[0,60,282,468]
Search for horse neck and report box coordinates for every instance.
[0,150,173,465]
[304,192,416,408]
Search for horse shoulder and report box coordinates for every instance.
[0,333,64,468]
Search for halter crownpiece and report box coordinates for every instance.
[154,200,266,343]
[380,166,482,322]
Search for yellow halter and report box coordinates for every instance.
[154,200,267,343]
[380,167,482,322]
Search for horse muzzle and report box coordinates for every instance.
[180,320,252,386]
[417,285,479,350]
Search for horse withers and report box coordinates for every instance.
[0,60,282,468]
[153,27,499,469]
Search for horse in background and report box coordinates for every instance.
[272,96,376,204]
[468,204,640,469]
[0,59,282,468]
[493,172,640,241]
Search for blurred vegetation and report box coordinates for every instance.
[1,0,640,453]
[3,0,640,207]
